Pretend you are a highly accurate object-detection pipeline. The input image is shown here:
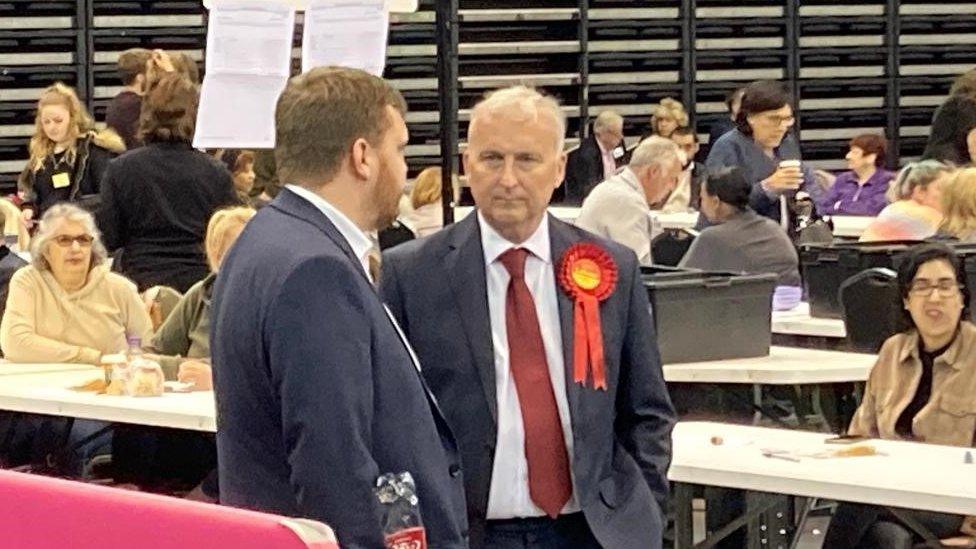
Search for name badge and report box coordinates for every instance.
[52,172,71,189]
[612,146,625,160]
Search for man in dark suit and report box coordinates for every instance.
[210,67,468,549]
[560,110,628,204]
[380,86,675,549]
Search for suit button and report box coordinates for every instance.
[449,464,461,477]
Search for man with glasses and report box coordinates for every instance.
[561,110,628,203]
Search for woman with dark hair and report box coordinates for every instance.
[923,68,976,166]
[679,167,800,286]
[97,73,237,293]
[822,243,976,548]
[705,80,818,230]
[819,133,894,216]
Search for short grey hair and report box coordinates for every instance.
[469,85,567,152]
[629,135,683,169]
[30,203,108,272]
[888,159,953,202]
[593,110,623,133]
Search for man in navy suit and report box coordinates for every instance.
[380,86,676,549]
[210,67,468,549]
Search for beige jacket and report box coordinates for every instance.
[849,321,976,536]
[575,168,654,266]
[0,265,152,364]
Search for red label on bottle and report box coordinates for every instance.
[385,526,426,549]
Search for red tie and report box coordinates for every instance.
[498,247,572,518]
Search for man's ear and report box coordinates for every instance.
[350,138,372,181]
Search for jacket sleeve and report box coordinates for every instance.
[615,256,677,512]
[0,271,101,364]
[144,287,198,381]
[96,160,124,251]
[268,258,386,549]
[846,354,885,438]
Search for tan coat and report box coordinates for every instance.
[0,265,152,364]
[848,321,976,536]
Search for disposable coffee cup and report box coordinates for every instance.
[778,159,801,170]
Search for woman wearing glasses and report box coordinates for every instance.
[0,204,152,363]
[822,243,976,548]
[705,80,820,231]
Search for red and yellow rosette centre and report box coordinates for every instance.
[558,243,618,390]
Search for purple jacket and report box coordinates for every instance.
[819,169,893,216]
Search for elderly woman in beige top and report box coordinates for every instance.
[822,243,976,548]
[0,203,151,363]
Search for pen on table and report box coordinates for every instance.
[762,450,800,463]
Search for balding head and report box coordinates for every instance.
[469,86,566,154]
[592,110,624,150]
[629,136,684,206]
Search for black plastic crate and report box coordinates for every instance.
[640,266,777,364]
[91,0,202,16]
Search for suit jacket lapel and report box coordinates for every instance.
[444,215,499,423]
[549,216,584,426]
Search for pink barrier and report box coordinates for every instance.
[0,469,338,549]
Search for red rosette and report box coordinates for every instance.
[558,243,618,390]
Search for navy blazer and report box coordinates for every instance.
[210,189,468,549]
[379,214,676,549]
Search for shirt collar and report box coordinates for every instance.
[618,167,647,201]
[285,184,374,266]
[898,327,965,370]
[477,211,552,267]
[595,137,611,157]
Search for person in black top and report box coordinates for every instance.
[97,73,237,293]
[18,83,125,222]
[822,244,976,548]
[105,48,152,150]
[707,87,745,151]
[923,69,976,166]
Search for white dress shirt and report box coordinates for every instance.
[286,184,374,282]
[478,213,580,519]
[575,168,654,266]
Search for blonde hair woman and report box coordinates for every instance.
[939,167,976,242]
[146,206,256,387]
[18,83,124,220]
[861,160,954,242]
[402,166,457,238]
[649,97,689,138]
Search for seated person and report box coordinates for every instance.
[641,97,688,140]
[861,160,953,242]
[822,243,976,549]
[937,167,976,242]
[105,48,151,150]
[0,204,151,363]
[145,206,255,387]
[655,126,706,212]
[562,110,627,203]
[819,133,894,216]
[0,204,150,473]
[707,87,745,148]
[401,166,457,238]
[679,167,801,287]
[575,136,683,265]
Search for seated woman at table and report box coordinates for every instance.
[679,166,801,287]
[145,206,255,388]
[860,160,953,242]
[937,167,976,242]
[822,243,976,548]
[0,203,152,362]
[818,133,894,217]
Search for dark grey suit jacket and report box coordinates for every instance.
[211,188,468,549]
[380,214,676,549]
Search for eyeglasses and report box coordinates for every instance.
[908,279,963,297]
[760,114,795,126]
[53,234,94,248]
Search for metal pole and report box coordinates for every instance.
[681,0,697,128]
[436,0,459,224]
[885,0,901,169]
[578,0,589,140]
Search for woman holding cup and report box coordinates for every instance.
[705,81,817,232]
